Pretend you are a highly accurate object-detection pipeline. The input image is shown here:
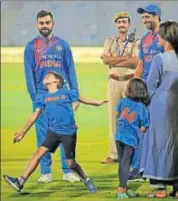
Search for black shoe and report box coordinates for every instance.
[3,175,23,192]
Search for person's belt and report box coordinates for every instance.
[109,73,134,81]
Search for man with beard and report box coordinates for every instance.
[101,12,140,164]
[134,4,164,80]
[23,10,81,183]
[130,4,164,181]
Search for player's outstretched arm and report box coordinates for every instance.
[79,96,108,106]
[13,108,41,143]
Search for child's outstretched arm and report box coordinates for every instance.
[79,96,108,106]
[13,108,41,143]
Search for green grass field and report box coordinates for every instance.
[1,62,172,201]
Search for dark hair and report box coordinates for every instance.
[125,78,149,104]
[159,21,178,57]
[51,72,64,89]
[44,72,64,89]
[36,10,53,21]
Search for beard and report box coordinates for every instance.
[39,28,52,37]
[145,22,154,31]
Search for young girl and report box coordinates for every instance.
[3,71,107,194]
[115,78,149,199]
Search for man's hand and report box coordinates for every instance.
[13,132,25,143]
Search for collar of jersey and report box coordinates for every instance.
[38,34,55,43]
[148,31,158,37]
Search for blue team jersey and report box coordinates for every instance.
[24,35,79,101]
[35,88,79,135]
[115,98,149,148]
[139,32,164,80]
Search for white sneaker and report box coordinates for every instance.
[37,174,52,183]
[63,172,81,182]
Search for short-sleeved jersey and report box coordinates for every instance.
[102,36,140,76]
[139,32,164,80]
[35,88,79,135]
[115,97,149,147]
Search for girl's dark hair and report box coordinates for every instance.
[159,21,178,57]
[44,72,64,89]
[125,78,149,104]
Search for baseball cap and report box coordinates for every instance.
[114,12,130,22]
[137,4,161,16]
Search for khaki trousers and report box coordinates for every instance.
[108,78,128,159]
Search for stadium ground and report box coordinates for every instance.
[1,63,172,201]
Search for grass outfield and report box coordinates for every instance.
[1,63,172,201]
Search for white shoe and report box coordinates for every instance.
[63,172,81,182]
[37,174,52,183]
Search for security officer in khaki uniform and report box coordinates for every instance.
[101,12,140,164]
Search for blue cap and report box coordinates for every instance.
[137,4,161,16]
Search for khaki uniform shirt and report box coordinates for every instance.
[102,36,140,76]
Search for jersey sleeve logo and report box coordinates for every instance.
[56,45,63,51]
[121,107,136,123]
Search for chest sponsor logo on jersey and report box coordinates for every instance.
[143,50,161,62]
[40,54,61,68]
[40,54,61,60]
[45,95,66,103]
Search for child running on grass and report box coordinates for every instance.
[115,78,149,199]
[3,71,107,193]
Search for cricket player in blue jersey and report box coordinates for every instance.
[23,10,81,183]
[130,4,164,181]
[3,71,105,193]
[135,4,164,80]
